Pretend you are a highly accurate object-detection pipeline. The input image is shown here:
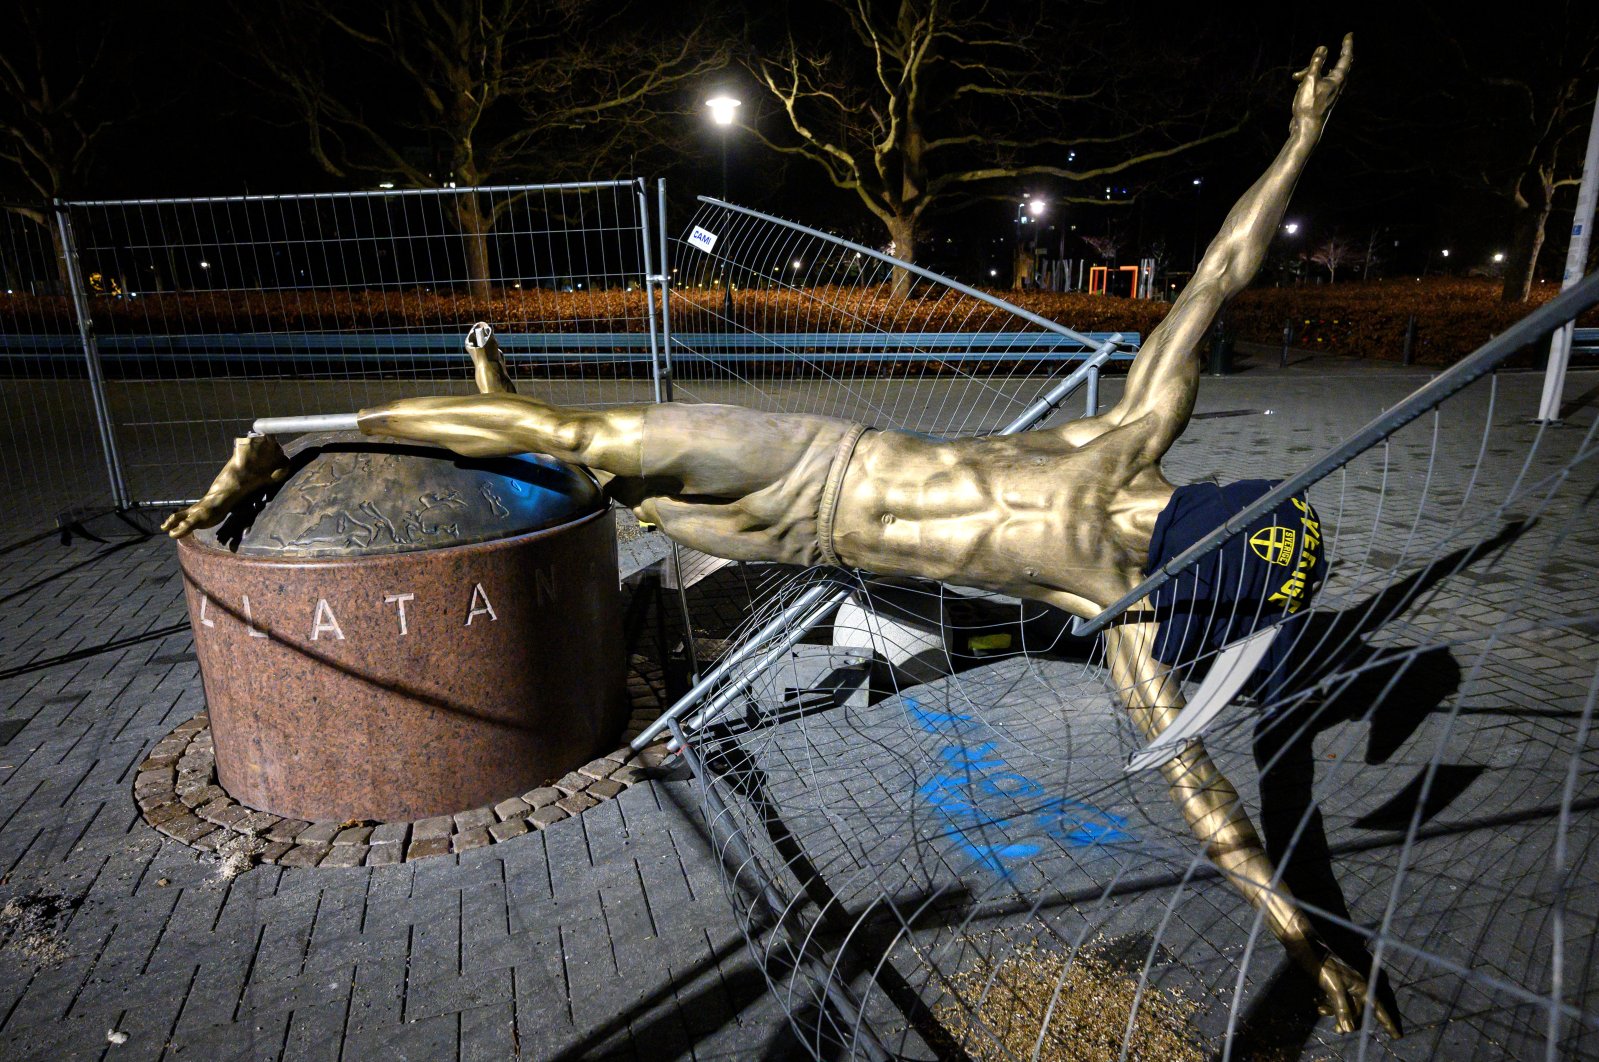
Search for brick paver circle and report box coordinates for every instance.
[132,656,672,868]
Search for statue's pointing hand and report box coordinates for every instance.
[1291,34,1353,132]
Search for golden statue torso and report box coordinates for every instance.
[832,425,1175,616]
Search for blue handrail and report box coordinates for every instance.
[0,330,1141,363]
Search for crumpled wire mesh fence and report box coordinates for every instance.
[657,205,1599,1059]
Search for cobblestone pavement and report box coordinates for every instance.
[0,360,1594,1060]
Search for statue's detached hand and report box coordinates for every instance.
[161,434,291,538]
[1317,952,1401,1038]
[1291,34,1353,134]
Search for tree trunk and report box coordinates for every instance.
[455,194,494,299]
[1501,168,1554,303]
[886,214,917,300]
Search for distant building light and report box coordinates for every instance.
[1492,252,1505,262]
[199,261,211,269]
[989,269,998,277]
[1441,249,1450,257]
[378,182,395,190]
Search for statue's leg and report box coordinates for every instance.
[1103,619,1318,961]
[1103,617,1399,1035]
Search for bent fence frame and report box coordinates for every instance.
[634,268,1599,754]
[637,214,1599,1058]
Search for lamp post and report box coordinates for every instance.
[1014,194,1045,290]
[705,95,740,316]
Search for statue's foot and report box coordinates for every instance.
[465,321,516,394]
[1317,953,1402,1037]
[162,435,291,538]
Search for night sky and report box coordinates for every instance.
[6,2,1596,283]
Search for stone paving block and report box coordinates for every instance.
[530,805,568,829]
[320,845,368,868]
[412,815,453,841]
[402,967,513,1025]
[278,844,328,868]
[557,792,600,816]
[342,1010,457,1061]
[579,757,619,781]
[265,818,310,843]
[488,818,528,843]
[459,998,518,1062]
[407,836,451,860]
[369,821,409,846]
[454,806,495,832]
[523,787,562,809]
[453,828,491,853]
[493,796,530,821]
[333,825,373,846]
[588,777,625,800]
[295,821,341,845]
[553,770,591,795]
[233,810,281,836]
[366,843,402,867]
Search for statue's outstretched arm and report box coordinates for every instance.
[163,322,526,538]
[1104,615,1400,1037]
[1109,35,1353,448]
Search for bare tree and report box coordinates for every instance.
[744,1,1242,289]
[243,0,730,294]
[1081,233,1125,263]
[0,4,118,288]
[1433,9,1598,302]
[1361,228,1384,281]
[1309,236,1359,283]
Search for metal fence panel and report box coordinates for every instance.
[0,205,122,545]
[39,181,657,508]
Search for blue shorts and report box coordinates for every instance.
[1143,479,1324,667]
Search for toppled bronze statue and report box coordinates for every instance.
[165,37,1397,1036]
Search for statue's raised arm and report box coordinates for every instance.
[1106,34,1353,452]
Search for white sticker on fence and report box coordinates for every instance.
[687,226,719,253]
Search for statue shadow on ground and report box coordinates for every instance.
[1226,518,1532,1055]
[684,521,1536,1057]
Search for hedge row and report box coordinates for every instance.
[3,278,1590,366]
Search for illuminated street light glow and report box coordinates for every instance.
[199,260,211,269]
[1028,198,1046,217]
[792,260,802,269]
[1284,222,1300,235]
[1441,249,1450,257]
[705,95,741,126]
[1492,252,1505,262]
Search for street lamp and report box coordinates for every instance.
[1284,221,1300,235]
[705,94,741,313]
[1015,195,1047,290]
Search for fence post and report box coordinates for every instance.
[649,178,699,685]
[1402,314,1417,366]
[53,201,130,510]
[1280,317,1294,368]
[1085,364,1100,416]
